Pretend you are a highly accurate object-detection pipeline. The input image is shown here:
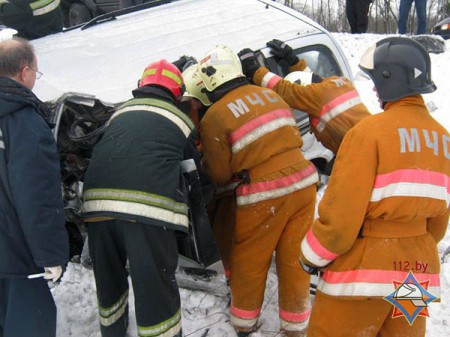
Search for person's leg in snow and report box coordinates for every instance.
[414,0,427,34]
[124,222,182,337]
[88,220,130,337]
[229,185,315,336]
[88,219,182,337]
[276,186,316,336]
[398,0,414,34]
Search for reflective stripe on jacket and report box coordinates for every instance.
[82,98,194,232]
[82,188,189,229]
[253,67,371,154]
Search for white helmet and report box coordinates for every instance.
[198,45,244,92]
[182,64,212,106]
[284,71,313,85]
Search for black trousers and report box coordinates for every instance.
[88,219,182,337]
[0,278,56,337]
[346,0,372,33]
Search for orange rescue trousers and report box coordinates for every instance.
[229,185,316,332]
[307,291,426,337]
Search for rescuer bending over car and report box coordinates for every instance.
[238,39,371,155]
[81,59,201,337]
[196,44,318,337]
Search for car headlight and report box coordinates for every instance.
[442,24,449,30]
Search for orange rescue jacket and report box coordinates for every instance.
[300,95,449,299]
[199,83,318,206]
[253,66,371,154]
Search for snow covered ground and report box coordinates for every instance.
[29,31,446,336]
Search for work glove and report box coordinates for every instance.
[266,39,299,66]
[173,55,198,72]
[237,48,260,82]
[44,266,63,282]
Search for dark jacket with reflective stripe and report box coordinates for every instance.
[0,77,69,278]
[0,0,63,40]
[82,96,197,233]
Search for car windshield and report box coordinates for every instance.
[262,44,343,79]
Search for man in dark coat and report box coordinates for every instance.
[82,59,200,337]
[0,37,69,337]
[0,0,63,40]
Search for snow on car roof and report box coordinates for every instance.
[32,0,323,102]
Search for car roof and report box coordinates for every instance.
[33,0,332,102]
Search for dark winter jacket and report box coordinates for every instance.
[0,76,69,278]
[0,0,63,40]
[81,92,200,233]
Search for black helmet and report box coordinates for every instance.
[358,37,436,102]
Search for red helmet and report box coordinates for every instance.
[139,59,185,100]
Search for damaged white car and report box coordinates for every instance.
[35,0,352,282]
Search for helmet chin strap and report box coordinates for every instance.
[176,94,183,106]
[205,77,248,103]
[176,84,186,106]
[179,84,186,97]
[178,100,191,114]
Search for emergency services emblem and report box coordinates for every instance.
[384,272,437,325]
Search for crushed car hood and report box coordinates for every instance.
[31,0,324,102]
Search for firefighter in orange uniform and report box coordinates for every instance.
[298,37,449,337]
[239,39,371,155]
[197,45,318,337]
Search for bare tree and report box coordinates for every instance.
[370,0,398,34]
[317,0,327,28]
[336,0,346,32]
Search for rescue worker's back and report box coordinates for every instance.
[200,83,314,189]
[299,36,449,337]
[198,45,317,337]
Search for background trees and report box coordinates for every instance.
[278,0,449,34]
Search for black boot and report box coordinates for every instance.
[234,323,261,337]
